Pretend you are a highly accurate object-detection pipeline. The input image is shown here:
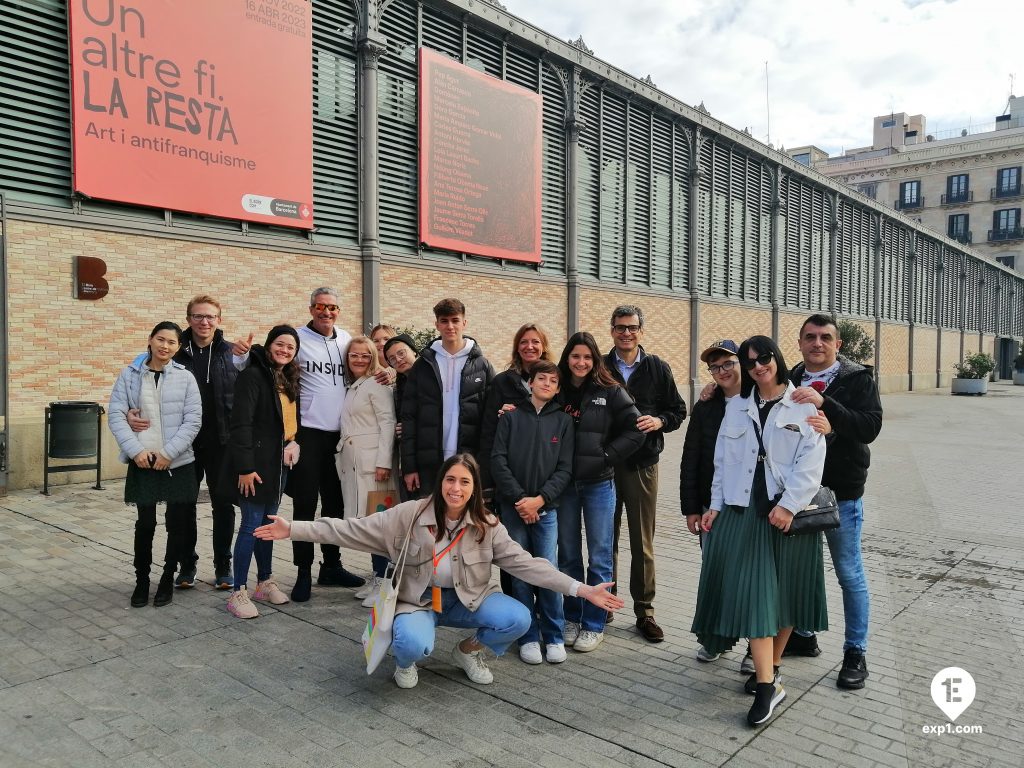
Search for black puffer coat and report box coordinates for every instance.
[218,345,297,505]
[174,328,237,445]
[559,381,644,482]
[399,337,495,490]
[678,390,726,516]
[477,367,532,485]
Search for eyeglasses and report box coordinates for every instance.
[707,359,738,374]
[386,349,411,365]
[312,303,340,313]
[612,324,641,334]
[348,353,373,361]
[189,314,219,323]
[741,352,775,370]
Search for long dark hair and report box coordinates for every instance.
[264,325,301,402]
[430,453,496,543]
[507,323,552,374]
[739,335,790,398]
[558,331,619,389]
[145,321,182,364]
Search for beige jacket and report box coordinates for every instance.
[335,375,396,518]
[290,499,579,615]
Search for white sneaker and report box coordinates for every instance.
[393,664,418,689]
[451,641,494,684]
[545,643,567,664]
[518,641,543,665]
[696,645,721,662]
[573,630,604,653]
[360,575,384,607]
[563,621,581,647]
[353,573,377,600]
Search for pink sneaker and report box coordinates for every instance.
[227,588,259,619]
[253,579,289,605]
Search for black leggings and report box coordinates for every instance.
[133,503,197,580]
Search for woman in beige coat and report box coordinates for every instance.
[256,453,623,689]
[336,336,396,605]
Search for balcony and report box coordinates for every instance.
[895,197,924,210]
[987,227,1024,242]
[941,191,973,206]
[950,231,972,245]
[990,186,1023,200]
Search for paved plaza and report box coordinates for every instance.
[1,383,1022,768]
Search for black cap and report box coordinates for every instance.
[383,333,417,357]
[700,339,739,363]
[265,324,300,350]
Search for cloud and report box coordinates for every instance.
[503,0,1018,155]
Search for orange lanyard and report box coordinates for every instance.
[430,526,466,611]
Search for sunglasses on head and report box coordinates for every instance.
[741,351,774,370]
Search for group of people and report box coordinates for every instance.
[107,291,881,727]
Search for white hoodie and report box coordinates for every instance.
[431,338,474,460]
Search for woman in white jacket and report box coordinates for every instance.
[691,335,827,727]
[336,336,396,606]
[108,322,202,609]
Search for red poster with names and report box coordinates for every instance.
[68,0,313,228]
[419,48,543,263]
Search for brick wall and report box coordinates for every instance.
[912,326,939,390]
[878,322,910,393]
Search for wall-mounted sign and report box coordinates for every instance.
[68,0,314,229]
[418,48,543,263]
[74,256,109,300]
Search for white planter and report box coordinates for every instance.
[951,378,988,395]
[1013,370,1024,386]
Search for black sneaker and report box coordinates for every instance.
[782,632,821,657]
[175,565,197,589]
[837,649,869,689]
[745,666,780,695]
[153,574,174,607]
[317,562,366,588]
[291,567,312,602]
[130,579,149,608]
[747,680,786,726]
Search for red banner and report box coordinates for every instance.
[419,48,543,263]
[68,0,313,228]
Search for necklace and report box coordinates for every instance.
[756,387,785,408]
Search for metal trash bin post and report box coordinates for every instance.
[42,401,105,495]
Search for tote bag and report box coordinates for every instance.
[361,506,418,674]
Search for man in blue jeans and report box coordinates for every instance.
[490,360,575,665]
[788,313,883,689]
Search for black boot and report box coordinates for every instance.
[291,566,312,602]
[153,572,174,607]
[131,578,150,608]
[317,561,365,588]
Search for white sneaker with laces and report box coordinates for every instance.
[360,575,384,607]
[573,630,604,653]
[696,645,721,662]
[545,643,567,664]
[354,573,377,600]
[518,641,543,664]
[451,641,494,684]
[563,621,581,647]
[393,664,418,689]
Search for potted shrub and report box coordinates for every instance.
[1014,348,1024,386]
[951,351,996,395]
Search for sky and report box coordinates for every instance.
[501,0,1020,157]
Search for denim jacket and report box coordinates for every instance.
[710,383,825,514]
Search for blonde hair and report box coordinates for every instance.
[345,336,382,382]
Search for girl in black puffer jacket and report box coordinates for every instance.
[555,332,643,653]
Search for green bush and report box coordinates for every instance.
[837,319,874,365]
[953,351,995,380]
[395,325,437,354]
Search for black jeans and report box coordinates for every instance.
[134,503,196,580]
[181,439,237,571]
[289,426,344,568]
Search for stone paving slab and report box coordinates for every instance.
[2,384,1023,766]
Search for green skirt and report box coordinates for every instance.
[691,502,828,656]
[124,462,199,506]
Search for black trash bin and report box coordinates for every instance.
[43,401,105,494]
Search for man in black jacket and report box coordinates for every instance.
[605,305,686,642]
[401,298,495,496]
[788,314,883,690]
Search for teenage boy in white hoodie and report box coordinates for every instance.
[400,298,495,496]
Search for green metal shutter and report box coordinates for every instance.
[695,138,713,296]
[539,66,566,275]
[576,82,601,280]
[649,115,672,289]
[671,125,690,291]
[625,102,650,285]
[599,89,627,283]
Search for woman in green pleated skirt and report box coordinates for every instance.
[691,335,828,727]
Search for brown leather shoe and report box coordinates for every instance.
[636,616,664,643]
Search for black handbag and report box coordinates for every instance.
[752,420,840,536]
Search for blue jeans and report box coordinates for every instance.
[233,499,277,591]
[824,497,869,653]
[500,501,564,645]
[391,590,531,669]
[557,478,615,632]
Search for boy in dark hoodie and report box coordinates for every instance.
[490,360,575,665]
